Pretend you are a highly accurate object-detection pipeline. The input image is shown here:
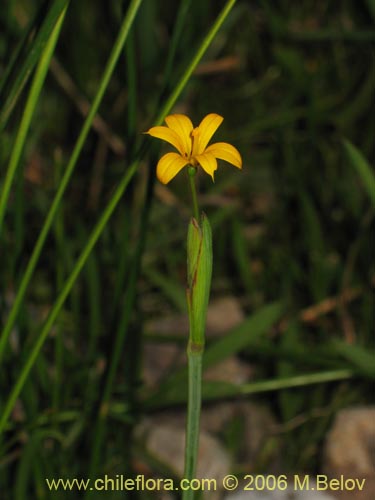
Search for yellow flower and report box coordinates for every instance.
[145,113,242,184]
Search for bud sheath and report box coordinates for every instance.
[186,214,213,347]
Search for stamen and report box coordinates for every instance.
[190,128,199,157]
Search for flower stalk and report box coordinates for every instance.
[183,344,203,499]
[145,110,241,499]
[187,166,199,226]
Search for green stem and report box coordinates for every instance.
[188,168,199,221]
[183,346,203,500]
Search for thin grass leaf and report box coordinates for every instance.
[0,5,68,235]
[0,0,144,368]
[145,370,354,407]
[144,267,186,312]
[331,339,375,378]
[84,251,101,364]
[125,28,137,145]
[0,0,70,130]
[366,0,375,21]
[299,192,324,257]
[87,163,155,480]
[201,369,354,400]
[336,65,375,128]
[51,155,65,412]
[155,0,239,124]
[277,322,306,421]
[14,430,64,500]
[231,218,254,295]
[162,0,193,86]
[204,302,283,368]
[343,139,375,207]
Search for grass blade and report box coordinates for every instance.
[331,339,375,378]
[155,0,238,124]
[0,4,68,235]
[200,370,355,401]
[0,0,70,130]
[204,302,284,367]
[343,139,375,207]
[0,0,144,367]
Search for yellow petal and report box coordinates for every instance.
[194,113,223,155]
[195,152,218,181]
[165,114,193,157]
[205,142,242,169]
[156,152,190,184]
[145,126,184,155]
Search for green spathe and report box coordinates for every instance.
[186,213,213,347]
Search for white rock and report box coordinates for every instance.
[323,407,375,476]
[146,423,231,482]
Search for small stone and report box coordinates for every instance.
[206,297,245,337]
[203,357,253,385]
[323,407,375,475]
[146,423,230,479]
[145,296,244,339]
[323,406,375,500]
[139,418,230,499]
[143,342,184,388]
[201,402,279,468]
